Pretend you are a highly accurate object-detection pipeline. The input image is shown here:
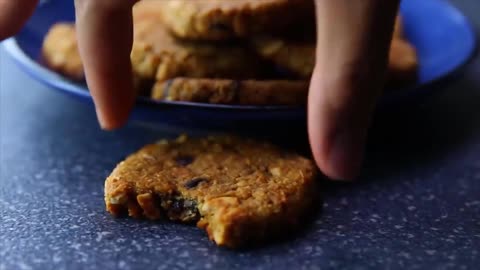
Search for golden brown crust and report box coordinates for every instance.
[132,1,268,82]
[151,78,309,106]
[41,23,84,81]
[251,37,315,79]
[251,24,418,85]
[104,135,318,247]
[159,0,314,41]
[42,1,268,86]
[41,23,146,92]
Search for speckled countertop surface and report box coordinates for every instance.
[1,1,480,269]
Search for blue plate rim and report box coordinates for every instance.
[378,0,478,107]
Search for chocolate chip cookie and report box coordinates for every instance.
[132,0,269,82]
[151,78,309,106]
[251,36,315,79]
[251,28,418,83]
[42,1,268,85]
[41,22,150,92]
[104,135,318,248]
[42,23,84,81]
[158,0,314,41]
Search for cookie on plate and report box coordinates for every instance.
[42,23,84,81]
[41,1,268,84]
[131,16,267,83]
[251,34,418,83]
[151,77,309,106]
[251,36,315,79]
[158,0,314,41]
[41,23,148,91]
[104,135,318,248]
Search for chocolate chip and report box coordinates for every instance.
[209,22,232,33]
[175,155,195,166]
[183,200,196,208]
[184,177,208,189]
[171,199,183,212]
[167,198,200,222]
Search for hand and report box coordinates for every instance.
[1,0,398,181]
[309,0,399,180]
[0,0,138,130]
[74,0,137,129]
[0,0,37,40]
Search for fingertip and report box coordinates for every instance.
[309,128,364,182]
[96,107,131,131]
[93,81,135,131]
[308,69,368,182]
[75,0,137,131]
[322,129,365,181]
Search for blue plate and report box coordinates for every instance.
[1,0,477,128]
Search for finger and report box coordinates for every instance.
[74,0,138,130]
[0,0,38,40]
[308,0,400,180]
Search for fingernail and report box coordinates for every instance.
[329,127,367,181]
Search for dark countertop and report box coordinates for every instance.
[1,1,480,269]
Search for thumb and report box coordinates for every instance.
[308,0,399,180]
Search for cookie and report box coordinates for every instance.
[42,23,84,81]
[251,36,315,79]
[386,38,419,87]
[158,0,314,41]
[251,34,418,83]
[41,23,148,92]
[41,2,268,84]
[151,78,309,106]
[104,135,318,248]
[132,1,269,82]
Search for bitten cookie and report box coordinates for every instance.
[151,78,309,106]
[104,135,318,248]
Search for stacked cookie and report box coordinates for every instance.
[42,0,418,106]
